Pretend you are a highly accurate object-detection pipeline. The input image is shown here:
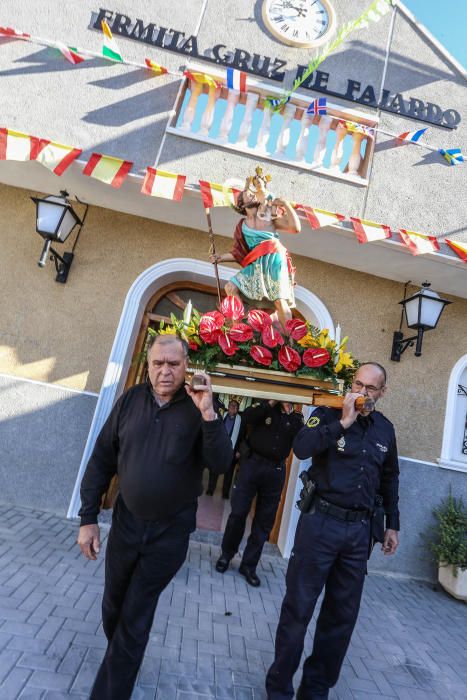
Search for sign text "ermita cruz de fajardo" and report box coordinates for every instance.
[92,9,461,129]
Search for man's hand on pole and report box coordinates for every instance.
[186,371,216,421]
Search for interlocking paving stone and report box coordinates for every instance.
[0,504,465,699]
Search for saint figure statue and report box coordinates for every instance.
[210,167,301,331]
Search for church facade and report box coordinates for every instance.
[0,0,466,580]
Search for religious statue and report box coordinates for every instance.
[210,166,301,331]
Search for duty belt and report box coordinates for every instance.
[316,497,370,522]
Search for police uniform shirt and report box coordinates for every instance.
[294,406,400,529]
[244,402,304,463]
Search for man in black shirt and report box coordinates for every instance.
[216,400,304,587]
[77,334,232,700]
[266,363,400,700]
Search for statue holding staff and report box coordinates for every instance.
[210,167,301,331]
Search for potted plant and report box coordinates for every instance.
[427,491,467,601]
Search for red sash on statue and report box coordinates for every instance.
[241,239,284,267]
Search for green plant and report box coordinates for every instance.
[427,491,467,574]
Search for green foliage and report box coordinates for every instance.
[426,491,467,573]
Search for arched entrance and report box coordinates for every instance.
[67,258,335,553]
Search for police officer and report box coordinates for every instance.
[216,400,303,587]
[77,334,232,700]
[266,363,400,700]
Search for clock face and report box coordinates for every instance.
[262,0,335,48]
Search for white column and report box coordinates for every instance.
[218,89,240,143]
[348,132,364,175]
[256,104,272,154]
[311,115,332,168]
[199,85,221,136]
[330,121,347,171]
[274,102,297,159]
[296,112,313,162]
[237,92,259,147]
[180,80,203,132]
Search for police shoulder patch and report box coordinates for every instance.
[307,416,320,428]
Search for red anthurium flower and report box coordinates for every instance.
[247,309,272,332]
[250,345,273,367]
[201,310,225,328]
[303,347,330,367]
[188,341,199,351]
[285,318,308,340]
[199,316,221,344]
[278,346,301,372]
[229,323,254,343]
[262,325,284,348]
[218,332,238,356]
[220,295,244,321]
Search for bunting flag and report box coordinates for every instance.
[83,153,132,188]
[439,148,464,166]
[0,128,34,161]
[226,68,247,92]
[101,19,123,62]
[344,121,375,136]
[397,128,427,143]
[33,139,82,175]
[445,239,467,263]
[0,128,82,174]
[199,180,239,208]
[141,168,186,200]
[267,96,291,110]
[54,41,86,65]
[306,97,327,116]
[350,217,391,243]
[184,71,220,88]
[144,58,168,76]
[399,229,440,255]
[0,26,30,39]
[298,205,345,229]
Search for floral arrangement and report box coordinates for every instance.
[154,296,357,385]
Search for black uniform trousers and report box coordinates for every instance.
[221,453,285,570]
[90,496,196,700]
[266,508,370,699]
[208,455,237,498]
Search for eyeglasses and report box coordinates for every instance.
[352,380,385,393]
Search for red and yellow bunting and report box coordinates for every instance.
[141,168,186,200]
[83,153,133,188]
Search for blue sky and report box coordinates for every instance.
[403,0,466,68]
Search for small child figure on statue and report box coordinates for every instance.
[210,166,301,331]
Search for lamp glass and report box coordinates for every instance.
[418,289,445,329]
[36,196,79,242]
[404,295,421,328]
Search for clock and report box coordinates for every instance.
[262,0,336,48]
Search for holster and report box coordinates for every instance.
[296,471,317,513]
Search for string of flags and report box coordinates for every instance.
[0,124,464,263]
[1,22,462,165]
[298,98,462,164]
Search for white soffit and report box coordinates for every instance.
[0,160,465,299]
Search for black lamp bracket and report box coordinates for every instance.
[50,247,74,284]
[391,329,424,362]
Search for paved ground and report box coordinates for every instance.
[0,503,466,700]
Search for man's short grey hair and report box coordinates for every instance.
[147,333,189,358]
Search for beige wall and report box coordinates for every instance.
[1,183,465,462]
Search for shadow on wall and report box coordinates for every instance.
[0,375,97,515]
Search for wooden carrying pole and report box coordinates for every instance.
[205,208,222,306]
